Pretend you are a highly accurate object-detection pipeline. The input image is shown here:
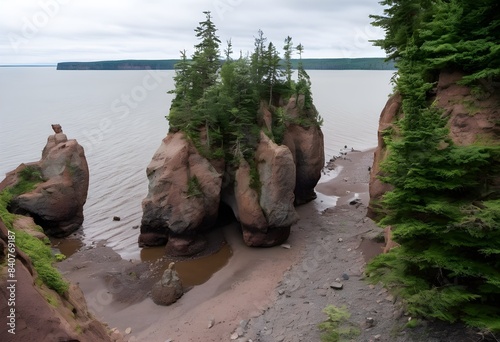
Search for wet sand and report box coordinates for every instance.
[58,148,387,341]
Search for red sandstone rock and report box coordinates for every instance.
[7,126,89,237]
[282,123,324,204]
[139,132,223,254]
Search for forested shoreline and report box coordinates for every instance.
[56,57,395,70]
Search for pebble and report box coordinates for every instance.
[342,273,349,280]
[278,289,285,295]
[113,216,121,221]
[338,238,343,242]
[385,295,395,303]
[281,244,291,249]
[208,318,214,329]
[230,332,239,340]
[374,334,382,340]
[124,327,132,334]
[330,282,343,290]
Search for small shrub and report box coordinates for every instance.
[54,253,66,262]
[318,305,360,342]
[10,165,44,197]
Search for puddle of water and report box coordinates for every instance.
[141,242,233,288]
[51,237,84,258]
[313,191,339,212]
[358,238,384,262]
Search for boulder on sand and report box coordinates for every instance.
[151,262,183,306]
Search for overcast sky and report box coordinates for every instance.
[0,0,387,65]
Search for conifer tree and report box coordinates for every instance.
[191,11,221,99]
[283,36,294,87]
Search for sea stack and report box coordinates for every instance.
[3,124,90,237]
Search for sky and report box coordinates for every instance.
[0,0,387,65]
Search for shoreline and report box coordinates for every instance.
[59,147,384,341]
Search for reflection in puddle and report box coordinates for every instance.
[141,242,233,288]
[51,237,84,258]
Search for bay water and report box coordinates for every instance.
[0,67,394,259]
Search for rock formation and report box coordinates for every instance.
[150,262,183,306]
[139,131,223,255]
[223,132,299,247]
[140,99,324,255]
[4,125,89,237]
[282,123,325,204]
[367,94,401,219]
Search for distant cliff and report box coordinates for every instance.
[57,58,395,70]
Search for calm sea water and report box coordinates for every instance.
[0,67,393,259]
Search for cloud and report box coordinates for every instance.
[0,0,386,64]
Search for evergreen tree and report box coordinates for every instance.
[224,38,233,62]
[191,11,221,99]
[264,42,282,105]
[283,36,294,87]
[367,0,500,332]
[167,49,193,130]
[251,29,268,94]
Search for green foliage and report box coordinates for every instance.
[368,0,500,332]
[318,305,360,342]
[166,12,321,168]
[248,159,261,192]
[187,176,203,198]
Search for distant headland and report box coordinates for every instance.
[56,58,395,70]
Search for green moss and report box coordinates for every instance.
[318,305,360,342]
[14,229,69,294]
[44,292,59,307]
[1,186,68,295]
[0,191,16,230]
